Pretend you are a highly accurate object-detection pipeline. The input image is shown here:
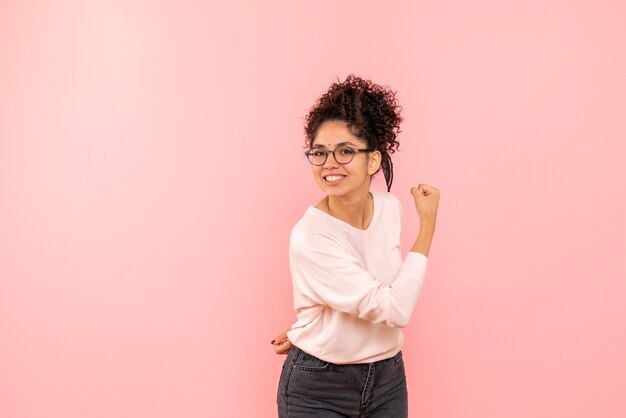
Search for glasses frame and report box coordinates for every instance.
[305,146,371,166]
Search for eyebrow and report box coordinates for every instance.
[311,141,357,149]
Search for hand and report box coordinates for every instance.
[271,329,293,355]
[411,184,440,223]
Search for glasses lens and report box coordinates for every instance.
[335,146,355,164]
[307,150,327,165]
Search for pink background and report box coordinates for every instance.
[1,1,625,417]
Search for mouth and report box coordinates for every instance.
[323,175,346,184]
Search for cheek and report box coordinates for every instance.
[311,166,323,177]
[351,160,371,177]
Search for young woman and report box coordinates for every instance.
[273,75,439,417]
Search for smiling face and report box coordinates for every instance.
[310,120,381,199]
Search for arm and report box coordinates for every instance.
[410,218,436,257]
[290,234,426,328]
[290,184,440,328]
[410,184,439,257]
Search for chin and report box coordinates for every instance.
[316,177,362,198]
[323,186,354,198]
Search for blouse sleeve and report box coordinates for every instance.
[289,225,428,328]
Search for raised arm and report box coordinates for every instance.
[409,183,439,257]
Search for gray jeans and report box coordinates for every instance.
[277,345,408,417]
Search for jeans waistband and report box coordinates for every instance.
[291,344,402,366]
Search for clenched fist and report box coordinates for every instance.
[411,184,440,223]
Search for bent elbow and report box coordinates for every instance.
[391,316,410,328]
[386,311,411,328]
[362,309,411,328]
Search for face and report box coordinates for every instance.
[309,120,381,198]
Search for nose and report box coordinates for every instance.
[323,150,340,169]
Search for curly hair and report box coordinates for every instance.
[304,74,403,192]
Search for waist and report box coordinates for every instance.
[287,315,404,364]
[290,344,403,367]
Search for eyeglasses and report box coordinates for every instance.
[305,146,370,166]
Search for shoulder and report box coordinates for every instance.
[290,209,345,251]
[372,189,402,213]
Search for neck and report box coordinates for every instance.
[327,189,373,230]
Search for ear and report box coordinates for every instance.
[367,150,382,175]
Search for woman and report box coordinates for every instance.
[273,75,439,417]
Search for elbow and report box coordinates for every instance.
[363,309,410,328]
[369,315,409,328]
[361,309,410,328]
[387,315,411,328]
[390,315,411,328]
[388,302,413,328]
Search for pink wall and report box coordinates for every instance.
[1,1,625,417]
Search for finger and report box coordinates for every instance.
[278,341,293,355]
[274,340,292,355]
[419,184,439,196]
[271,329,290,344]
[422,184,439,193]
[274,344,283,354]
[272,330,288,344]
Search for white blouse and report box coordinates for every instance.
[286,189,428,364]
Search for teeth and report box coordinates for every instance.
[325,175,345,182]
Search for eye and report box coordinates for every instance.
[308,150,326,157]
[338,147,355,155]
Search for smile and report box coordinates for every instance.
[324,175,346,183]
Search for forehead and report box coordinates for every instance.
[312,120,366,148]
